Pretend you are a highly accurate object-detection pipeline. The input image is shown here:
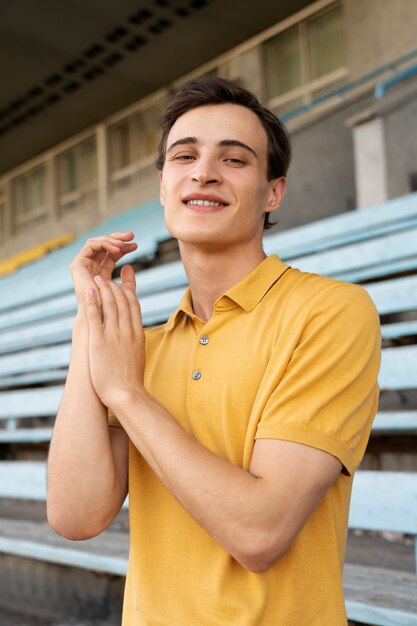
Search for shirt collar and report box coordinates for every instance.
[165,255,289,329]
[221,254,289,312]
[165,288,194,330]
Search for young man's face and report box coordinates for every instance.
[159,103,285,252]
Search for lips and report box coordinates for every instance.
[182,194,229,207]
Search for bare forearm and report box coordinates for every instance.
[47,309,126,537]
[111,389,276,569]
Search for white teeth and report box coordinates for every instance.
[186,199,223,207]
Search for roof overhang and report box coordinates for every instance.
[0,0,312,174]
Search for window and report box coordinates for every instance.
[134,105,162,163]
[57,137,98,213]
[109,101,163,194]
[265,2,347,115]
[109,121,130,173]
[12,165,48,233]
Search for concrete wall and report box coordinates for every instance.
[385,96,417,199]
[273,92,375,231]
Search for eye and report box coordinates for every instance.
[224,157,246,166]
[171,153,196,162]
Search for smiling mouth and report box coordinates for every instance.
[185,199,227,207]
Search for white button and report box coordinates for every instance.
[200,336,209,345]
[192,371,202,380]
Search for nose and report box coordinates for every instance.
[191,154,222,185]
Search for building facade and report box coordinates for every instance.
[1,0,417,260]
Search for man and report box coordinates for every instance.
[47,77,380,625]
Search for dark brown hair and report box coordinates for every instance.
[155,76,292,229]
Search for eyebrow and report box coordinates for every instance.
[167,136,258,158]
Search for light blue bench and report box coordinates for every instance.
[0,463,415,625]
[345,471,417,625]
[0,193,417,625]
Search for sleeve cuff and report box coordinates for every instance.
[255,422,357,476]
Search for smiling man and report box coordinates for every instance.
[47,77,380,626]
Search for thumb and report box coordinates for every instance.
[121,264,137,293]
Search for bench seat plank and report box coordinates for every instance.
[0,518,128,575]
[0,427,53,443]
[0,369,68,387]
[0,462,47,499]
[0,386,64,419]
[372,412,417,432]
[381,320,417,340]
[286,227,417,281]
[0,346,70,377]
[378,345,417,390]
[344,563,417,626]
[365,275,417,316]
[349,471,417,534]
[264,193,417,259]
[0,318,73,354]
[0,293,76,332]
[0,463,129,511]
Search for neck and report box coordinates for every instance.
[179,242,267,322]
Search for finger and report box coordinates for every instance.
[110,232,138,258]
[120,265,137,292]
[85,288,104,335]
[123,285,143,331]
[79,236,137,265]
[95,243,138,273]
[106,279,132,330]
[94,276,119,326]
[110,231,135,241]
[106,242,138,262]
[81,238,126,260]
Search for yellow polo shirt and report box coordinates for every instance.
[110,254,380,626]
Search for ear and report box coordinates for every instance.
[159,172,165,206]
[265,177,286,214]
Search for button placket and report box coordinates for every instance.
[190,321,214,383]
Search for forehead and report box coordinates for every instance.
[167,103,268,155]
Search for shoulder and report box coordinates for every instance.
[265,267,380,348]
[276,267,378,318]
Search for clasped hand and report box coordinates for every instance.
[85,263,145,408]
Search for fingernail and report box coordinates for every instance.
[88,288,95,297]
[95,275,103,282]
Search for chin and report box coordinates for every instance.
[168,222,224,243]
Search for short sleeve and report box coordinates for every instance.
[255,284,381,476]
[108,408,123,428]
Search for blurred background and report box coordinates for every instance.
[1,0,417,263]
[1,1,417,625]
